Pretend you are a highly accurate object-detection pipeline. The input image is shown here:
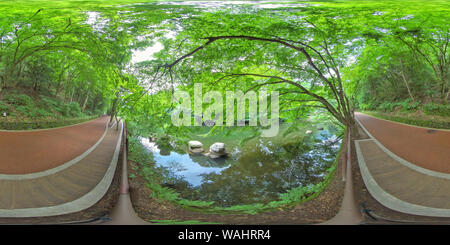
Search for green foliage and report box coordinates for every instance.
[359,100,379,111]
[397,99,420,112]
[424,103,450,117]
[363,111,450,129]
[0,115,99,130]
[14,105,30,115]
[377,101,395,113]
[376,99,420,113]
[0,1,168,120]
[0,89,101,129]
[40,96,60,109]
[0,101,9,113]
[62,102,83,117]
[5,94,33,107]
[1,91,88,119]
[344,1,449,113]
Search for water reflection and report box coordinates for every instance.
[140,137,230,187]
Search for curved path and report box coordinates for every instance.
[355,112,450,217]
[0,116,109,174]
[6,112,448,222]
[0,117,122,218]
[355,113,450,173]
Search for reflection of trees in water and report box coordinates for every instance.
[165,161,187,172]
[189,154,228,168]
[174,133,341,207]
[195,172,279,207]
[146,122,343,206]
[156,160,191,189]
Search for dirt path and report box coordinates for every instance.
[0,116,109,174]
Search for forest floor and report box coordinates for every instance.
[0,88,101,130]
[128,152,346,225]
[0,88,97,125]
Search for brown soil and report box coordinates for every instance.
[128,150,346,225]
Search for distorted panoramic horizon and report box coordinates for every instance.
[0,0,449,238]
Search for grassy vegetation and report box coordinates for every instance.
[358,97,450,129]
[362,110,450,130]
[359,99,450,117]
[0,89,102,129]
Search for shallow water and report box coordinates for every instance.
[139,121,342,207]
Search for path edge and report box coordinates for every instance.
[0,121,123,218]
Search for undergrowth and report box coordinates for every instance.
[359,98,450,117]
[362,111,450,129]
[0,90,103,129]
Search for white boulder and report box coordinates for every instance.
[205,142,227,159]
[188,140,204,153]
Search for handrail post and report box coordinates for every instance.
[342,128,349,182]
[119,120,129,194]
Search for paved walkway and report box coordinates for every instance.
[0,117,122,218]
[356,113,450,173]
[0,116,109,174]
[355,112,450,217]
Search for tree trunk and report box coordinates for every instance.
[1,72,10,91]
[345,114,360,139]
[56,65,68,96]
[109,98,118,124]
[370,79,378,100]
[440,77,449,103]
[82,90,90,112]
[70,88,74,103]
[33,77,38,91]
[11,63,23,88]
[90,96,97,112]
[47,80,52,91]
[399,59,415,102]
[0,75,6,92]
